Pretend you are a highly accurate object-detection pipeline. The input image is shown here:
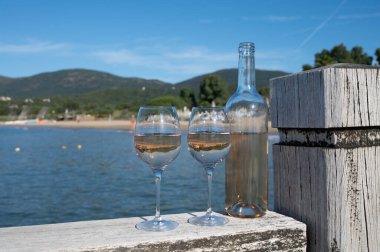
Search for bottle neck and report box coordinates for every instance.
[237,51,256,93]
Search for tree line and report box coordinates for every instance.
[148,74,269,110]
[0,74,269,120]
[303,44,380,70]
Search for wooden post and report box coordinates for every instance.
[270,64,380,252]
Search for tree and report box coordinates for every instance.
[315,49,335,68]
[93,105,114,117]
[63,99,79,111]
[302,64,313,71]
[199,75,229,106]
[147,95,187,109]
[375,48,380,65]
[330,44,352,63]
[0,103,9,116]
[30,105,42,117]
[303,44,376,70]
[351,46,372,65]
[179,88,197,108]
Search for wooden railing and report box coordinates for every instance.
[270,64,380,252]
[0,211,306,251]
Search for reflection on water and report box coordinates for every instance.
[0,127,279,228]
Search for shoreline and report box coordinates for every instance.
[0,120,278,133]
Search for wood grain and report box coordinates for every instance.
[270,64,380,128]
[273,145,380,252]
[278,128,380,147]
[0,211,306,252]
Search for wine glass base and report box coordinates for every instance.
[226,202,266,218]
[135,219,178,232]
[188,215,229,226]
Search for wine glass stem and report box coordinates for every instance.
[205,167,213,217]
[153,169,162,222]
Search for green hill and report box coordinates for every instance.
[0,69,172,99]
[0,68,289,99]
[0,68,289,117]
[0,76,12,85]
[175,68,289,95]
[58,86,177,113]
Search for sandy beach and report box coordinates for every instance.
[0,120,278,133]
[0,120,135,130]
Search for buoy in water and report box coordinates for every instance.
[62,145,67,149]
[77,145,82,149]
[15,147,21,152]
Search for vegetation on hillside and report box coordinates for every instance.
[0,69,172,99]
[0,68,286,120]
[179,88,197,108]
[198,75,229,106]
[176,68,288,96]
[376,48,380,64]
[147,96,187,108]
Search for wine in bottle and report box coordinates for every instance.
[225,42,268,218]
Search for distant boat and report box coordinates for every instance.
[4,119,37,125]
[4,106,53,125]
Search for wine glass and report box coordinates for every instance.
[187,107,231,226]
[134,106,181,232]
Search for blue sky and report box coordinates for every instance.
[0,0,379,83]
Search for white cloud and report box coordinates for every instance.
[254,49,294,72]
[242,15,301,22]
[94,49,150,64]
[0,37,293,82]
[0,40,68,53]
[337,12,380,20]
[94,46,236,76]
[93,43,292,82]
[166,47,235,61]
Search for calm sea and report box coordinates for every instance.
[0,126,279,228]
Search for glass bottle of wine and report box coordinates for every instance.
[225,42,269,218]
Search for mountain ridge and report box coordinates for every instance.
[175,68,288,95]
[0,69,172,99]
[0,68,289,99]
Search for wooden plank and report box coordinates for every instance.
[274,145,324,252]
[298,70,308,127]
[373,68,380,126]
[270,78,278,127]
[366,68,375,126]
[0,211,307,252]
[273,145,380,252]
[311,69,324,127]
[323,67,332,128]
[270,64,380,128]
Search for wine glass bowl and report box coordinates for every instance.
[134,106,181,232]
[187,107,231,226]
[188,133,231,167]
[134,134,181,170]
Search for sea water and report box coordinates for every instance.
[0,126,278,227]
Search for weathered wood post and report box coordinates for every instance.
[270,64,380,252]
